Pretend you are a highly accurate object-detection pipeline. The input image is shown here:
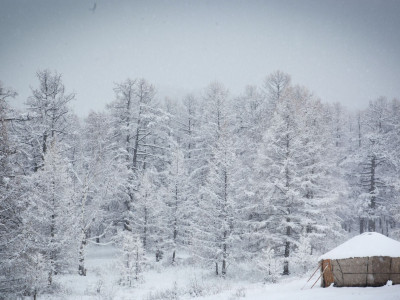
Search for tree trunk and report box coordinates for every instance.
[78,230,87,276]
[283,218,291,275]
[222,169,228,277]
[368,155,376,232]
[222,256,226,276]
[135,246,140,281]
[222,229,227,276]
[283,260,289,276]
[143,206,148,249]
[49,179,56,285]
[172,184,178,264]
[360,218,365,234]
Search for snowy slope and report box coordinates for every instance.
[200,278,400,300]
[319,232,400,260]
[34,243,400,300]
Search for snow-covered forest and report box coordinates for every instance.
[1,70,400,299]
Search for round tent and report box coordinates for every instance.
[318,232,400,287]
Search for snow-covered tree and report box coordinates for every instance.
[0,82,29,297]
[254,86,303,275]
[23,253,49,300]
[119,231,146,287]
[291,233,314,275]
[295,94,346,255]
[194,87,239,275]
[254,85,344,275]
[22,142,78,285]
[201,133,237,276]
[256,247,280,283]
[129,169,168,260]
[24,70,75,172]
[354,97,399,234]
[66,110,123,276]
[263,70,291,119]
[106,78,163,232]
[163,143,192,264]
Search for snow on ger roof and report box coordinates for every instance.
[319,232,400,261]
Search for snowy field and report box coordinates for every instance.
[36,244,400,300]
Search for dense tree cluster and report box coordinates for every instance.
[0,70,399,298]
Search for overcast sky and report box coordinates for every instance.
[1,0,399,116]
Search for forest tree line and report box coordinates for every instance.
[1,70,399,298]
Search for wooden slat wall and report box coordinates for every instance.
[321,257,400,287]
[322,259,334,287]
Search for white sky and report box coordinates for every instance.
[1,0,399,116]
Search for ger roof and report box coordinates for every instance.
[319,232,400,260]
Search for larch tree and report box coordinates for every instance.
[293,89,346,257]
[255,86,304,276]
[356,97,398,234]
[196,126,238,276]
[106,78,160,232]
[193,82,240,276]
[23,70,75,172]
[130,169,168,260]
[171,93,204,257]
[164,143,191,264]
[231,85,270,261]
[71,111,118,276]
[22,142,78,286]
[118,231,146,287]
[263,70,291,120]
[0,82,28,297]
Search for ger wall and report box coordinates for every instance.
[322,257,400,287]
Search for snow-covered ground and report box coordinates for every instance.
[38,244,400,300]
